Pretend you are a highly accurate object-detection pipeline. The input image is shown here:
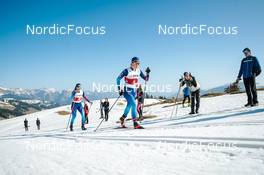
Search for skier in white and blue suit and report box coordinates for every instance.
[116,57,150,129]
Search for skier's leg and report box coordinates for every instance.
[243,78,252,105]
[77,104,86,125]
[250,77,258,104]
[124,89,137,120]
[137,102,140,114]
[85,116,88,124]
[139,103,143,117]
[190,92,195,114]
[195,90,200,113]
[70,104,77,126]
[123,91,132,118]
[182,96,186,107]
[76,104,86,130]
[104,110,108,121]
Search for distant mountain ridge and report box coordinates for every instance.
[0,87,117,106]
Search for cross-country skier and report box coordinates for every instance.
[24,118,29,131]
[116,57,150,129]
[84,102,89,124]
[236,48,261,107]
[180,72,200,114]
[36,118,40,130]
[103,98,110,121]
[70,83,92,131]
[136,84,144,121]
[182,86,191,107]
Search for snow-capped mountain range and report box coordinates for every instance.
[0,87,117,105]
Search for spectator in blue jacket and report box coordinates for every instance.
[236,48,261,107]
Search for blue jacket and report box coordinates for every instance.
[238,56,261,79]
[183,87,190,96]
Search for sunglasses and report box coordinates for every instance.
[132,61,140,65]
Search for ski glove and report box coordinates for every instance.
[145,67,151,74]
[235,78,241,84]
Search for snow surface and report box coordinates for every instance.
[0,92,264,175]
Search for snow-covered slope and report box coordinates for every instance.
[0,92,264,175]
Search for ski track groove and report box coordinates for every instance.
[1,132,264,149]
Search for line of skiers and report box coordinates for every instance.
[23,47,262,131]
[24,118,40,131]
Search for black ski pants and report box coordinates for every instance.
[243,77,258,104]
[191,90,200,112]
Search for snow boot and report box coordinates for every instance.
[120,115,126,128]
[70,124,73,131]
[195,109,199,114]
[133,120,144,129]
[189,111,195,115]
[245,103,253,107]
[81,124,87,131]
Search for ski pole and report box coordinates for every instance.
[94,95,122,132]
[141,67,150,118]
[66,103,73,131]
[141,80,147,115]
[66,113,72,131]
[170,84,181,120]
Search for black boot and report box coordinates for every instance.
[120,115,126,128]
[245,103,253,107]
[70,124,73,131]
[81,124,87,131]
[133,120,144,129]
[195,109,199,114]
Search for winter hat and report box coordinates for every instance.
[243,48,251,53]
[75,83,81,89]
[183,72,189,76]
[131,57,140,63]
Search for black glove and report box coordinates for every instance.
[119,89,124,96]
[145,67,151,74]
[235,78,241,84]
[179,77,183,82]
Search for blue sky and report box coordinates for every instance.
[0,0,263,92]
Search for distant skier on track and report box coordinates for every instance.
[116,57,150,129]
[180,72,201,114]
[236,48,261,107]
[24,118,29,131]
[70,83,92,131]
[103,98,110,121]
[36,118,40,130]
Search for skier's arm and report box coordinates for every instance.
[237,60,244,79]
[116,69,128,90]
[71,91,76,100]
[140,70,149,81]
[254,57,262,76]
[191,77,197,87]
[181,80,186,87]
[83,92,91,103]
